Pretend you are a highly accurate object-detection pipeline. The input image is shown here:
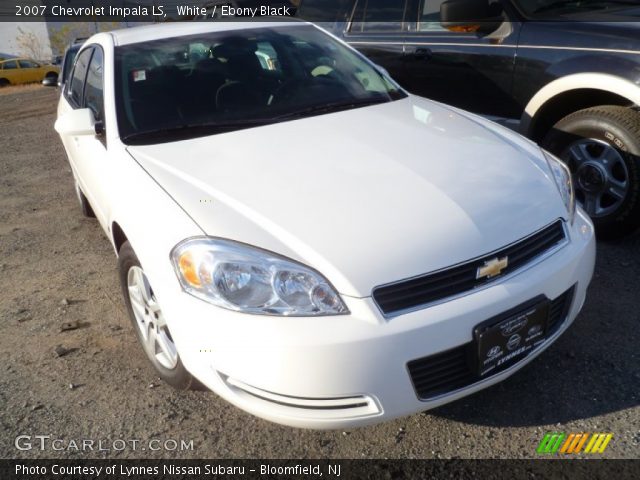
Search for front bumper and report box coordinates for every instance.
[157,211,595,429]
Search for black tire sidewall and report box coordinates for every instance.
[542,109,640,237]
[117,241,195,390]
[75,182,95,218]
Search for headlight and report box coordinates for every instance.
[170,238,348,316]
[543,150,576,224]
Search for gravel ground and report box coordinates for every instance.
[0,87,638,460]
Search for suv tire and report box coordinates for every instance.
[542,105,640,239]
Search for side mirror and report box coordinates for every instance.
[54,108,98,136]
[440,0,504,34]
[42,73,58,87]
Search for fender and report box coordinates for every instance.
[105,147,204,305]
[520,72,640,136]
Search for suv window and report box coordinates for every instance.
[84,48,104,122]
[349,0,406,33]
[418,0,447,32]
[69,48,93,107]
[18,60,39,68]
[2,60,18,69]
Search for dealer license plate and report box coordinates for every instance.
[475,300,550,377]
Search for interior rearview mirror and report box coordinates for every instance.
[54,108,98,136]
[440,0,504,34]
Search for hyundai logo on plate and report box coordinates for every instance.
[487,345,502,359]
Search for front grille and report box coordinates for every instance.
[548,287,574,335]
[407,287,575,400]
[373,220,566,315]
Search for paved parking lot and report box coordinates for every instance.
[0,87,638,459]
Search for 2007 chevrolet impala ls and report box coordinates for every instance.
[51,21,595,428]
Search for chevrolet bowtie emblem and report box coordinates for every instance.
[477,256,509,279]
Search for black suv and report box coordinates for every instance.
[300,0,640,237]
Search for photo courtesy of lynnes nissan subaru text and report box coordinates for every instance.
[51,21,595,429]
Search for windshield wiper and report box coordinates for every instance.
[122,119,270,144]
[271,97,389,121]
[122,98,392,144]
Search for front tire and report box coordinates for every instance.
[118,241,199,390]
[542,106,640,238]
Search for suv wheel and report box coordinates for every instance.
[118,241,201,390]
[542,105,640,238]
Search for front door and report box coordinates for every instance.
[60,46,111,228]
[401,0,521,118]
[18,60,41,83]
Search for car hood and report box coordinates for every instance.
[127,96,566,298]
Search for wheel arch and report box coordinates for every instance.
[521,73,640,142]
[111,221,129,256]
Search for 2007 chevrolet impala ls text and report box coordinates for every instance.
[51,21,595,429]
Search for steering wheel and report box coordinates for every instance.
[269,78,312,106]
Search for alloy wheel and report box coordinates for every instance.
[561,138,630,218]
[127,266,178,370]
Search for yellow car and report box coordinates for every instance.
[0,58,59,87]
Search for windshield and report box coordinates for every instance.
[114,25,405,144]
[512,0,637,15]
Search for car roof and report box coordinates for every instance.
[109,20,308,46]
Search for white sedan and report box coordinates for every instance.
[52,21,595,429]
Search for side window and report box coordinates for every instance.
[418,0,447,31]
[84,48,104,122]
[349,0,407,33]
[2,60,18,69]
[62,48,79,84]
[68,48,93,107]
[19,60,39,68]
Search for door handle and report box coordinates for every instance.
[412,47,432,60]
